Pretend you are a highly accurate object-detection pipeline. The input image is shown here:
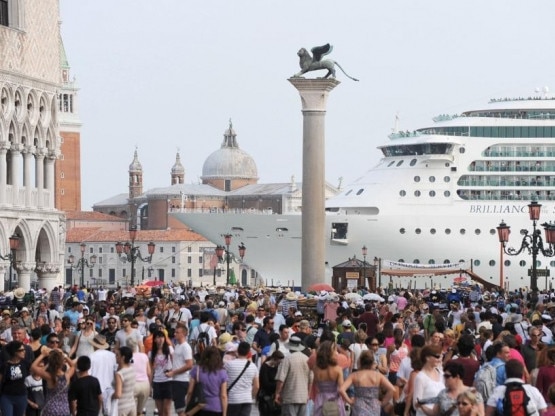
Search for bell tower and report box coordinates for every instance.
[129,148,143,199]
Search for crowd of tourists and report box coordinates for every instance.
[1,283,555,416]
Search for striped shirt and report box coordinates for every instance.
[224,358,258,404]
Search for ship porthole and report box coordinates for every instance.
[444,191,451,197]
[460,229,466,235]
[489,229,496,235]
[414,190,421,197]
[414,176,421,182]
[444,176,450,183]
[445,228,451,234]
[489,260,496,266]
[504,260,511,267]
[429,190,436,197]
[410,159,417,166]
[475,229,481,235]
[519,260,526,267]
[415,228,421,234]
[429,176,436,183]
[400,228,406,234]
[473,259,480,266]
[430,228,436,234]
[399,190,406,197]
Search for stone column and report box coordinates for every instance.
[35,149,45,208]
[10,145,21,205]
[15,263,32,292]
[45,156,55,208]
[36,266,61,292]
[288,78,340,291]
[0,146,7,204]
[23,146,34,207]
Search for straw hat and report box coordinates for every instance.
[89,334,109,350]
[13,288,25,299]
[285,335,305,352]
[218,333,232,351]
[285,292,297,301]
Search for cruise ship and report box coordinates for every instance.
[173,91,555,289]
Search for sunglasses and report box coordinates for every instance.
[443,373,453,379]
[371,343,379,346]
[457,402,470,406]
[17,348,25,352]
[431,354,442,359]
[49,340,60,344]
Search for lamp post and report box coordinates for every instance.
[0,234,19,292]
[362,245,367,288]
[214,245,225,286]
[224,234,232,285]
[68,242,97,288]
[115,226,156,287]
[497,200,555,306]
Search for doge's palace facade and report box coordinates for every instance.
[0,0,65,292]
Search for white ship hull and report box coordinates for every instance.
[173,94,555,290]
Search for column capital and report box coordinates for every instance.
[288,78,340,111]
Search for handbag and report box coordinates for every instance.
[186,367,206,413]
[258,393,281,414]
[322,400,340,416]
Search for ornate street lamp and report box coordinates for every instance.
[497,201,555,306]
[68,242,97,288]
[222,234,246,286]
[0,234,20,291]
[115,226,155,287]
[362,245,368,287]
[214,245,225,286]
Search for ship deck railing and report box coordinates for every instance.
[168,207,279,215]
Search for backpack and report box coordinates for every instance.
[195,326,210,359]
[474,362,503,402]
[501,381,532,416]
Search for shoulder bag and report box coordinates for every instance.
[228,361,251,392]
[185,367,206,413]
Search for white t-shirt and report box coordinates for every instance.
[486,379,547,416]
[172,341,193,382]
[413,369,445,416]
[90,349,117,392]
[190,323,218,345]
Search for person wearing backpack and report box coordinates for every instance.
[190,312,217,360]
[485,359,546,416]
[474,342,508,404]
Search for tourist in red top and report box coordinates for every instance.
[446,334,480,387]
[536,347,555,401]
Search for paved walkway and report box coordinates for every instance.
[144,398,261,416]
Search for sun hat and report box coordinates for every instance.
[218,333,232,351]
[285,335,305,352]
[294,311,303,317]
[2,310,10,316]
[286,292,297,301]
[342,319,352,328]
[13,288,25,299]
[89,334,109,349]
[218,301,225,307]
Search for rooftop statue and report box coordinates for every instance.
[293,43,359,81]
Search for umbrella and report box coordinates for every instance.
[307,283,334,292]
[143,280,164,287]
[363,293,385,302]
[454,276,467,284]
[344,293,362,301]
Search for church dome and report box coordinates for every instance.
[201,122,258,180]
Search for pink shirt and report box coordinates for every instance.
[397,297,408,311]
[132,352,150,382]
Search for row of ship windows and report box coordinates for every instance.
[457,190,555,201]
[399,228,497,236]
[484,144,555,158]
[398,258,551,268]
[386,159,452,168]
[419,126,555,138]
[470,161,555,172]
[458,175,555,187]
[400,190,451,197]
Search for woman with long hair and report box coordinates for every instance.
[312,340,346,416]
[31,347,75,416]
[535,346,555,401]
[417,361,484,416]
[186,346,228,416]
[387,327,410,385]
[340,350,395,416]
[114,346,136,416]
[412,345,445,416]
[150,331,174,416]
[258,350,284,416]
[349,329,368,373]
[127,337,151,416]
[0,341,31,416]
[68,316,97,359]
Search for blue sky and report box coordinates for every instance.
[59,0,555,210]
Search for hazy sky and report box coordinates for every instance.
[59,1,555,210]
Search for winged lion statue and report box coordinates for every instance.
[293,43,359,81]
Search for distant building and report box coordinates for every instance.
[92,122,339,285]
